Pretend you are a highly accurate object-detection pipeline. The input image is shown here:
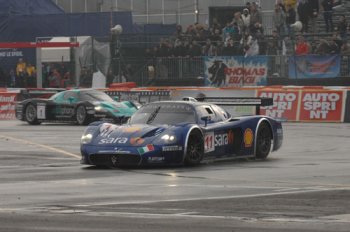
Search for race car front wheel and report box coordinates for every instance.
[255,122,272,159]
[184,130,204,166]
[76,105,89,125]
[25,104,41,125]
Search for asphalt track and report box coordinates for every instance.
[0,120,350,232]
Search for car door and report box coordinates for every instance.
[54,91,78,119]
[198,105,237,158]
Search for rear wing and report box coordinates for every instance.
[182,97,273,115]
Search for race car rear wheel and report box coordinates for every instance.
[184,130,204,166]
[76,105,89,125]
[255,122,272,159]
[25,104,41,125]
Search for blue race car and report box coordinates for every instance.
[80,97,283,167]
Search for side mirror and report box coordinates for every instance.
[201,116,210,127]
[113,96,119,102]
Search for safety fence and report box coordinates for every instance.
[1,86,350,123]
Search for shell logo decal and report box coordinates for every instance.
[244,128,254,148]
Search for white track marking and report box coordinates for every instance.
[0,134,80,159]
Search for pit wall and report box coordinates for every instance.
[1,86,350,123]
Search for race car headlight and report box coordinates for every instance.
[160,134,177,143]
[94,106,107,112]
[81,133,93,144]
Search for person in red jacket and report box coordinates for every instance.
[295,34,310,55]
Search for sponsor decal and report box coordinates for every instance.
[130,137,145,145]
[114,148,131,154]
[123,127,141,133]
[205,130,234,153]
[0,93,16,120]
[37,104,46,119]
[98,137,128,144]
[100,123,118,137]
[228,130,234,144]
[138,144,155,155]
[244,128,254,148]
[148,157,165,162]
[258,90,299,120]
[288,55,340,79]
[162,145,183,152]
[204,56,268,87]
[299,90,344,122]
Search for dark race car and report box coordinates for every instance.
[80,97,283,167]
[16,89,140,125]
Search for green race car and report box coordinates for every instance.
[16,89,140,125]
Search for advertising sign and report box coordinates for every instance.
[0,92,17,120]
[204,56,268,87]
[257,89,300,121]
[299,90,345,122]
[288,55,340,79]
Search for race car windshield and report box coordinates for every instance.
[81,91,114,102]
[130,104,196,125]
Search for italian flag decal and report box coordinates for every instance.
[137,144,155,155]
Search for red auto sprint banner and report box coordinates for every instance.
[0,92,17,120]
[299,90,345,122]
[257,89,300,121]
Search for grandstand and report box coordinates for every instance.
[1,0,350,88]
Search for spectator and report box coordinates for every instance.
[222,37,236,56]
[173,39,186,57]
[232,12,244,35]
[48,69,61,88]
[26,63,36,88]
[267,30,281,55]
[202,39,217,56]
[285,4,297,36]
[308,0,320,34]
[241,8,251,34]
[337,15,349,42]
[245,37,259,57]
[61,71,74,87]
[210,28,223,46]
[273,3,287,38]
[321,0,334,32]
[295,34,310,55]
[9,69,16,87]
[188,40,202,57]
[284,0,297,8]
[297,0,311,33]
[249,2,262,28]
[250,22,264,39]
[222,21,236,43]
[16,58,26,87]
[211,18,222,34]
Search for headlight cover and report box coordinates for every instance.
[154,133,177,145]
[81,133,93,144]
[94,106,107,112]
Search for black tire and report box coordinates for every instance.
[184,130,204,166]
[25,104,41,125]
[76,105,89,125]
[255,122,272,159]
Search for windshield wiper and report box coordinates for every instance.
[146,106,161,124]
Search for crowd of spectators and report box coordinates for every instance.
[144,0,350,60]
[42,62,74,88]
